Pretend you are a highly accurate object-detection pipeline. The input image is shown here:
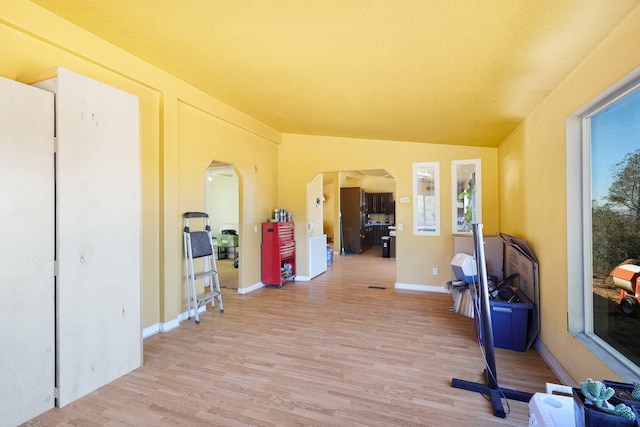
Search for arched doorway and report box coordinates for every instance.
[204,160,239,289]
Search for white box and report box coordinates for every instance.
[528,392,575,427]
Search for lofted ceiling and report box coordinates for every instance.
[30,0,639,147]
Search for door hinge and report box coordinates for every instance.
[53,137,58,153]
[54,387,60,399]
[54,260,58,277]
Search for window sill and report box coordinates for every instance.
[572,331,640,381]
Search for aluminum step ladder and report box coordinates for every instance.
[183,212,224,324]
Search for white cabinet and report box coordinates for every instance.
[0,67,141,424]
[309,234,328,279]
[0,75,55,427]
[33,67,142,407]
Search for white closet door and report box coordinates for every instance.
[36,67,142,406]
[0,78,55,425]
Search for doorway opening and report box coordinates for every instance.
[204,160,239,290]
[321,169,397,268]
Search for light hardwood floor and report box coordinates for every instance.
[25,248,559,426]
[216,256,239,289]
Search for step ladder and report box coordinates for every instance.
[183,212,224,324]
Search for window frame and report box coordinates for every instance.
[567,69,640,380]
[451,159,481,234]
[413,162,440,236]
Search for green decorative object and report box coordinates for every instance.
[457,172,476,231]
[604,403,636,419]
[580,378,614,409]
[579,378,635,420]
[632,381,640,400]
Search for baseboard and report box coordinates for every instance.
[534,338,577,387]
[142,323,160,338]
[237,281,265,294]
[394,282,448,293]
[177,305,207,322]
[143,318,179,339]
[142,306,206,339]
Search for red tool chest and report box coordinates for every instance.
[261,221,296,287]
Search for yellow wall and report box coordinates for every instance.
[177,101,279,296]
[0,1,280,327]
[4,0,640,385]
[279,134,498,285]
[498,5,640,381]
[322,182,336,242]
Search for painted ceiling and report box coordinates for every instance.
[30,0,639,147]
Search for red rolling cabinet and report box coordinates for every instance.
[261,221,296,287]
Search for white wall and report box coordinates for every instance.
[205,165,239,234]
[306,173,324,237]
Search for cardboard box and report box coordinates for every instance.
[500,233,539,351]
[454,234,504,280]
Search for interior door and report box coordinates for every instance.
[34,67,142,406]
[0,77,55,425]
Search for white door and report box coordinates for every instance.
[0,78,55,425]
[35,67,142,406]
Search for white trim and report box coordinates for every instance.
[177,305,207,322]
[573,332,640,381]
[534,339,576,387]
[566,114,585,334]
[142,306,206,339]
[451,159,481,234]
[237,281,265,294]
[394,282,447,293]
[160,318,179,332]
[142,324,160,339]
[567,64,640,378]
[413,162,440,236]
[294,275,311,281]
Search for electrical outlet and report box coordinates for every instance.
[433,267,438,276]
[398,224,403,231]
[254,225,258,232]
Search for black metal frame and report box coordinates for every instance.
[450,223,532,418]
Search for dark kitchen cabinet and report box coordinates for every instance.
[380,193,394,214]
[361,225,373,251]
[341,187,366,254]
[366,192,395,214]
[373,225,390,246]
[370,193,379,213]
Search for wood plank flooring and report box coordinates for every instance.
[25,249,559,426]
[216,257,239,289]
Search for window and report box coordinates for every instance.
[452,159,481,234]
[568,73,640,378]
[413,162,439,235]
